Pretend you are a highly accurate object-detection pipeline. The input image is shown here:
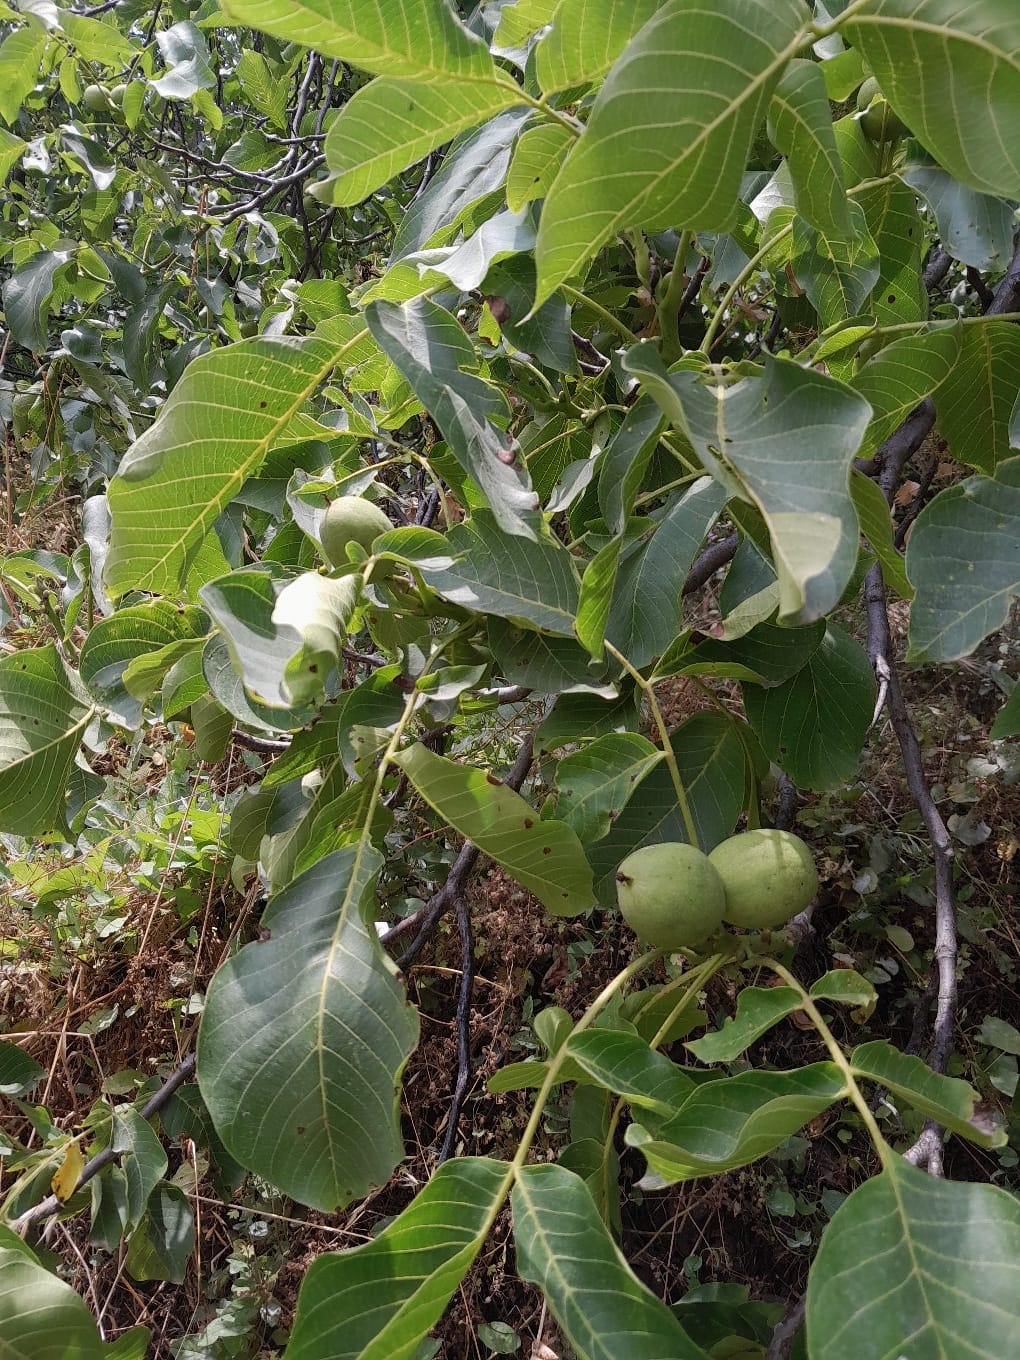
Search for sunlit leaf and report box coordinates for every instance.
[533,0,805,306]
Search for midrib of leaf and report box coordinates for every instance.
[512,1181,618,1360]
[226,0,521,92]
[882,1158,951,1360]
[576,19,810,255]
[130,326,369,592]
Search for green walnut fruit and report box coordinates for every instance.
[856,76,882,112]
[109,83,127,107]
[320,496,392,568]
[615,843,726,949]
[708,829,818,929]
[860,97,908,144]
[82,84,111,112]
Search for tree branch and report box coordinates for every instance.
[436,892,474,1164]
[681,533,739,596]
[865,564,957,1172]
[986,236,1020,315]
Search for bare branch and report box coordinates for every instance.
[436,893,474,1164]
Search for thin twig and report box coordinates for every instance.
[436,893,474,1164]
[14,1055,197,1236]
[865,565,957,1172]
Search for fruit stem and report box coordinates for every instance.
[762,958,892,1165]
[597,952,726,1216]
[606,641,701,849]
[509,947,665,1175]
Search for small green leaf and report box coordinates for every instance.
[809,970,877,1009]
[586,712,746,904]
[553,733,664,843]
[393,743,594,916]
[768,59,849,237]
[0,1041,44,1096]
[685,988,802,1064]
[627,1063,847,1181]
[565,1030,696,1116]
[506,122,573,214]
[852,327,960,460]
[850,471,913,600]
[418,511,579,635]
[319,78,521,207]
[80,602,208,727]
[535,0,661,94]
[606,478,727,668]
[124,1182,195,1283]
[851,1040,1005,1147]
[934,321,1020,474]
[0,22,48,126]
[743,623,875,791]
[220,0,497,81]
[791,201,880,326]
[901,158,1016,272]
[113,1105,168,1234]
[657,620,826,686]
[512,1164,710,1360]
[808,1155,1020,1360]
